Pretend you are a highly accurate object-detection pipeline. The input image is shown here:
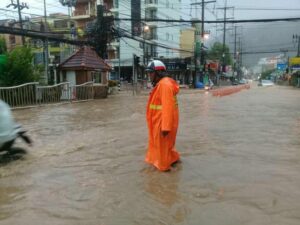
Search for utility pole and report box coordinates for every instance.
[222,0,227,72]
[191,0,216,86]
[237,36,242,79]
[43,0,49,84]
[132,54,136,95]
[293,34,300,57]
[6,0,28,45]
[118,40,121,81]
[233,26,238,78]
[217,1,234,74]
[240,39,243,70]
[233,26,237,72]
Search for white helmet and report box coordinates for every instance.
[145,60,166,72]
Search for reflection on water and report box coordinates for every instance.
[142,163,189,224]
[0,86,299,224]
[0,186,24,220]
[143,167,181,206]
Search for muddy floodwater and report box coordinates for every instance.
[0,85,300,225]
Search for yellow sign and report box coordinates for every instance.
[289,57,300,65]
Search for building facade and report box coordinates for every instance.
[143,0,181,60]
[0,19,23,52]
[71,0,183,81]
[180,27,195,59]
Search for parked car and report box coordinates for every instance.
[258,80,274,87]
[231,78,239,85]
[239,78,248,84]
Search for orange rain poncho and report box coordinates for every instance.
[145,77,180,171]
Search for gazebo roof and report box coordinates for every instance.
[59,46,111,71]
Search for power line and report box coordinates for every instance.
[115,27,193,53]
[6,0,29,44]
[234,7,300,11]
[237,49,297,55]
[0,25,88,45]
[115,17,300,23]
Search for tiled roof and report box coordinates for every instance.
[59,46,111,71]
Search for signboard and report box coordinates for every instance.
[165,62,187,71]
[277,63,287,71]
[289,57,300,66]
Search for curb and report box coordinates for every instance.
[210,84,250,97]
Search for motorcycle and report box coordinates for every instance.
[0,100,32,161]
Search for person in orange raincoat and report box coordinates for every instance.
[145,60,180,171]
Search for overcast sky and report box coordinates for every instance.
[0,0,69,19]
[184,0,300,19]
[1,0,300,20]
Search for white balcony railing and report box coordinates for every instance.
[145,0,158,9]
[72,8,96,19]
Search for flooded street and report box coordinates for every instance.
[0,84,300,225]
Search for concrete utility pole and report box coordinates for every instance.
[191,0,215,85]
[293,34,300,57]
[234,26,237,69]
[233,25,239,78]
[297,36,300,57]
[132,54,137,95]
[222,0,227,71]
[217,0,234,73]
[229,25,242,78]
[43,0,49,84]
[118,40,121,81]
[237,36,242,79]
[6,0,28,45]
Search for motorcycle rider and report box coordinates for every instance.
[0,100,31,152]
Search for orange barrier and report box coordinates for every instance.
[210,84,250,97]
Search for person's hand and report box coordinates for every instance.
[161,131,169,137]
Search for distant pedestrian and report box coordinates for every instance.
[145,60,180,171]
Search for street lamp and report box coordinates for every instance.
[143,25,150,66]
[144,25,149,32]
[202,30,210,41]
[203,33,210,40]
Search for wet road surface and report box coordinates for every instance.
[0,84,300,225]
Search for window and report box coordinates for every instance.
[167,16,173,25]
[145,0,158,4]
[92,72,102,83]
[150,27,157,40]
[114,0,119,8]
[146,9,157,19]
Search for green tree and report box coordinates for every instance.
[207,42,232,66]
[0,46,41,86]
[0,36,7,54]
[260,69,275,80]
